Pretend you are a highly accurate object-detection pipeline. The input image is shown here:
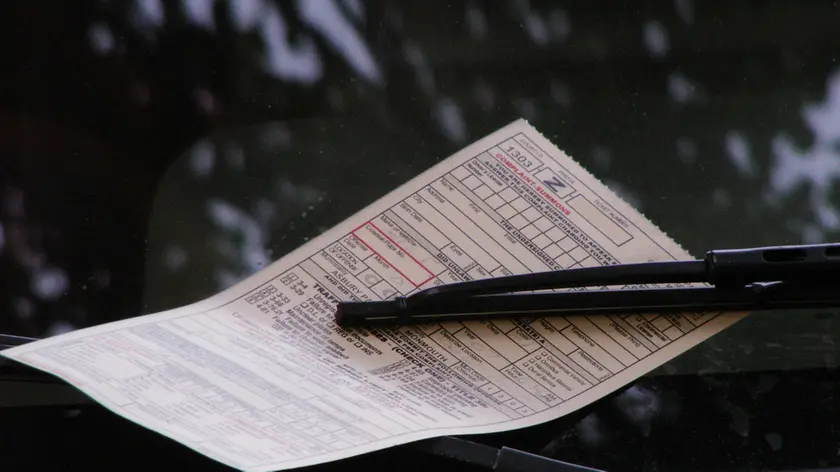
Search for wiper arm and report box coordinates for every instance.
[334,243,840,327]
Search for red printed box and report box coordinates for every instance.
[351,221,434,287]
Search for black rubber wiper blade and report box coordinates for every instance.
[335,243,840,327]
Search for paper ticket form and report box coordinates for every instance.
[1,120,747,471]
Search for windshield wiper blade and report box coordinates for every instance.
[334,243,840,327]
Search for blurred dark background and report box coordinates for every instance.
[0,1,838,471]
[4,0,840,338]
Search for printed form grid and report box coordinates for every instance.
[281,138,713,423]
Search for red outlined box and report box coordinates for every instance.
[351,221,435,287]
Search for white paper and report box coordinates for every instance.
[1,120,748,471]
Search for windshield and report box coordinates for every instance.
[1,2,838,471]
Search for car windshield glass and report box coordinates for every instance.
[1,2,838,471]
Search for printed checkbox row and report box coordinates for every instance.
[506,209,543,230]
[535,226,577,250]
[498,204,517,219]
[508,214,529,230]
[473,184,495,200]
[506,222,575,249]
[578,256,601,268]
[506,220,581,254]
[569,246,589,262]
[450,168,499,200]
[520,224,541,239]
[543,243,563,258]
[543,246,591,269]
[533,233,552,249]
[486,194,505,210]
[555,252,575,268]
[649,316,684,341]
[533,217,553,232]
[521,206,541,221]
[499,187,518,202]
[462,174,483,191]
[557,236,577,251]
[450,166,473,181]
[651,315,675,332]
[511,197,530,212]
